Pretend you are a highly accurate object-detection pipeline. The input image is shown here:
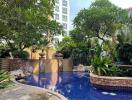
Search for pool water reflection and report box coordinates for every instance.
[25,72,132,100]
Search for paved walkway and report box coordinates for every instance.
[0,84,61,100]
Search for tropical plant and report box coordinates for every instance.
[117,29,132,44]
[0,70,10,88]
[58,36,76,58]
[58,35,93,65]
[116,43,132,64]
[71,41,92,66]
[103,40,117,61]
[91,55,128,76]
[91,56,111,75]
[93,39,102,57]
[108,65,122,76]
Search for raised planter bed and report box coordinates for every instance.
[90,73,132,91]
[117,64,132,69]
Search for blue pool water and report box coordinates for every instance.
[25,72,132,100]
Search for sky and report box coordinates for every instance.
[70,0,132,30]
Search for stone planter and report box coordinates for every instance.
[90,73,132,91]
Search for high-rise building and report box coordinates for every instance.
[54,0,70,36]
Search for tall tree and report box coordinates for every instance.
[0,0,63,54]
[73,0,128,43]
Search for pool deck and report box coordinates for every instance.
[0,77,67,100]
[0,83,64,100]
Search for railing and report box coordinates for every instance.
[117,64,132,69]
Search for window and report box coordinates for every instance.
[55,5,59,12]
[54,14,59,20]
[62,15,67,21]
[55,0,59,4]
[62,7,67,14]
[62,23,67,29]
[62,0,67,7]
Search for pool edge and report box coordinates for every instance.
[11,77,68,100]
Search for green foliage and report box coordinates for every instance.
[0,44,10,58]
[71,41,92,66]
[0,70,10,89]
[58,36,76,58]
[117,29,132,44]
[122,69,132,77]
[12,50,29,59]
[73,0,128,42]
[70,28,89,43]
[108,65,122,76]
[0,0,63,57]
[91,56,123,76]
[103,40,117,61]
[58,0,130,67]
[91,56,111,75]
[58,33,93,65]
[92,39,102,57]
[117,43,132,64]
[116,24,132,64]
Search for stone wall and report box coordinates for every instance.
[90,73,132,90]
[62,58,73,72]
[0,58,73,73]
[39,59,73,73]
[0,58,39,71]
[44,59,58,73]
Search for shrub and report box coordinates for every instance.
[0,48,10,58]
[117,43,132,64]
[91,56,111,76]
[0,70,10,88]
[91,56,124,76]
[61,46,74,59]
[58,36,93,65]
[71,46,91,66]
[108,65,123,76]
[12,50,29,59]
[121,69,132,77]
[58,36,75,59]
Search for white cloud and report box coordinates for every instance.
[110,0,132,9]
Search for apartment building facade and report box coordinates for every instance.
[54,0,70,37]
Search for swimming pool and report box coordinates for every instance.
[25,72,132,100]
